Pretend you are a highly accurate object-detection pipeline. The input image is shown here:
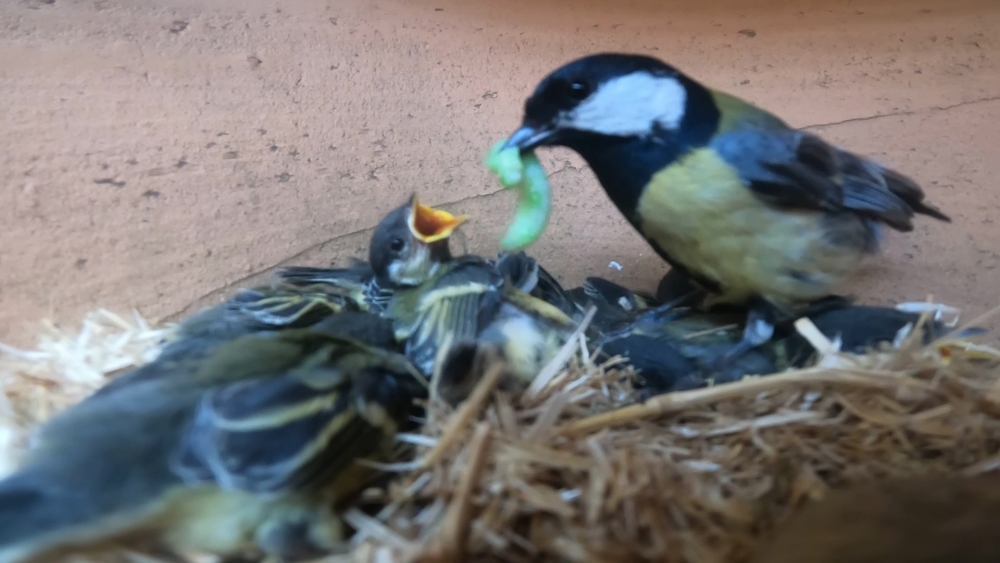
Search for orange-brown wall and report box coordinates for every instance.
[2,0,998,344]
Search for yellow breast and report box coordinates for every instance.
[635,149,870,307]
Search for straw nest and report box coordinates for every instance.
[2,305,1000,563]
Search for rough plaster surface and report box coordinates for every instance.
[1,0,998,344]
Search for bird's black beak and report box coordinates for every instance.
[502,124,555,153]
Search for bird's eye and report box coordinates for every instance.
[567,81,590,101]
[389,238,405,252]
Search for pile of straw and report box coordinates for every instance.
[0,310,170,476]
[2,306,999,563]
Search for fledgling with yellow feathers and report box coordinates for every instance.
[0,330,425,563]
[503,53,950,370]
[0,196,475,563]
[388,249,576,404]
[92,195,467,400]
[164,194,469,351]
[276,194,469,315]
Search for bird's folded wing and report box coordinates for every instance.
[276,265,390,311]
[276,265,371,287]
[393,261,504,373]
[170,365,399,495]
[403,289,498,375]
[532,263,577,317]
[228,288,350,330]
[837,151,949,226]
[712,130,927,230]
[493,251,540,293]
[711,130,844,209]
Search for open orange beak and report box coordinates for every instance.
[407,196,469,243]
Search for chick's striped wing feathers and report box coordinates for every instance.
[277,264,392,312]
[391,259,504,374]
[103,312,330,397]
[493,251,540,293]
[173,368,359,493]
[532,263,578,318]
[228,287,352,330]
[277,263,371,288]
[711,128,949,230]
[157,285,353,361]
[171,334,419,495]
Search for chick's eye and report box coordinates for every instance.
[389,238,405,252]
[567,81,590,101]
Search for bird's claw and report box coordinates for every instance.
[635,299,694,325]
[694,336,758,382]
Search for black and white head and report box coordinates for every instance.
[504,53,706,153]
[369,195,468,287]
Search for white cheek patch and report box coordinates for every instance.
[564,73,687,137]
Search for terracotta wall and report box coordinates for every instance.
[2,0,998,344]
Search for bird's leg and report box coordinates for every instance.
[699,298,777,374]
[597,288,704,352]
[656,268,704,305]
[787,294,855,322]
[633,289,703,325]
[597,269,705,335]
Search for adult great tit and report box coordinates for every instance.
[0,330,425,563]
[503,52,950,369]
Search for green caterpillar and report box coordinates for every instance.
[484,139,552,251]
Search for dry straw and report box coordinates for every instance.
[2,304,999,563]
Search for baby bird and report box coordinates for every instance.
[277,195,468,314]
[96,196,465,399]
[0,330,425,563]
[574,276,953,394]
[387,250,575,402]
